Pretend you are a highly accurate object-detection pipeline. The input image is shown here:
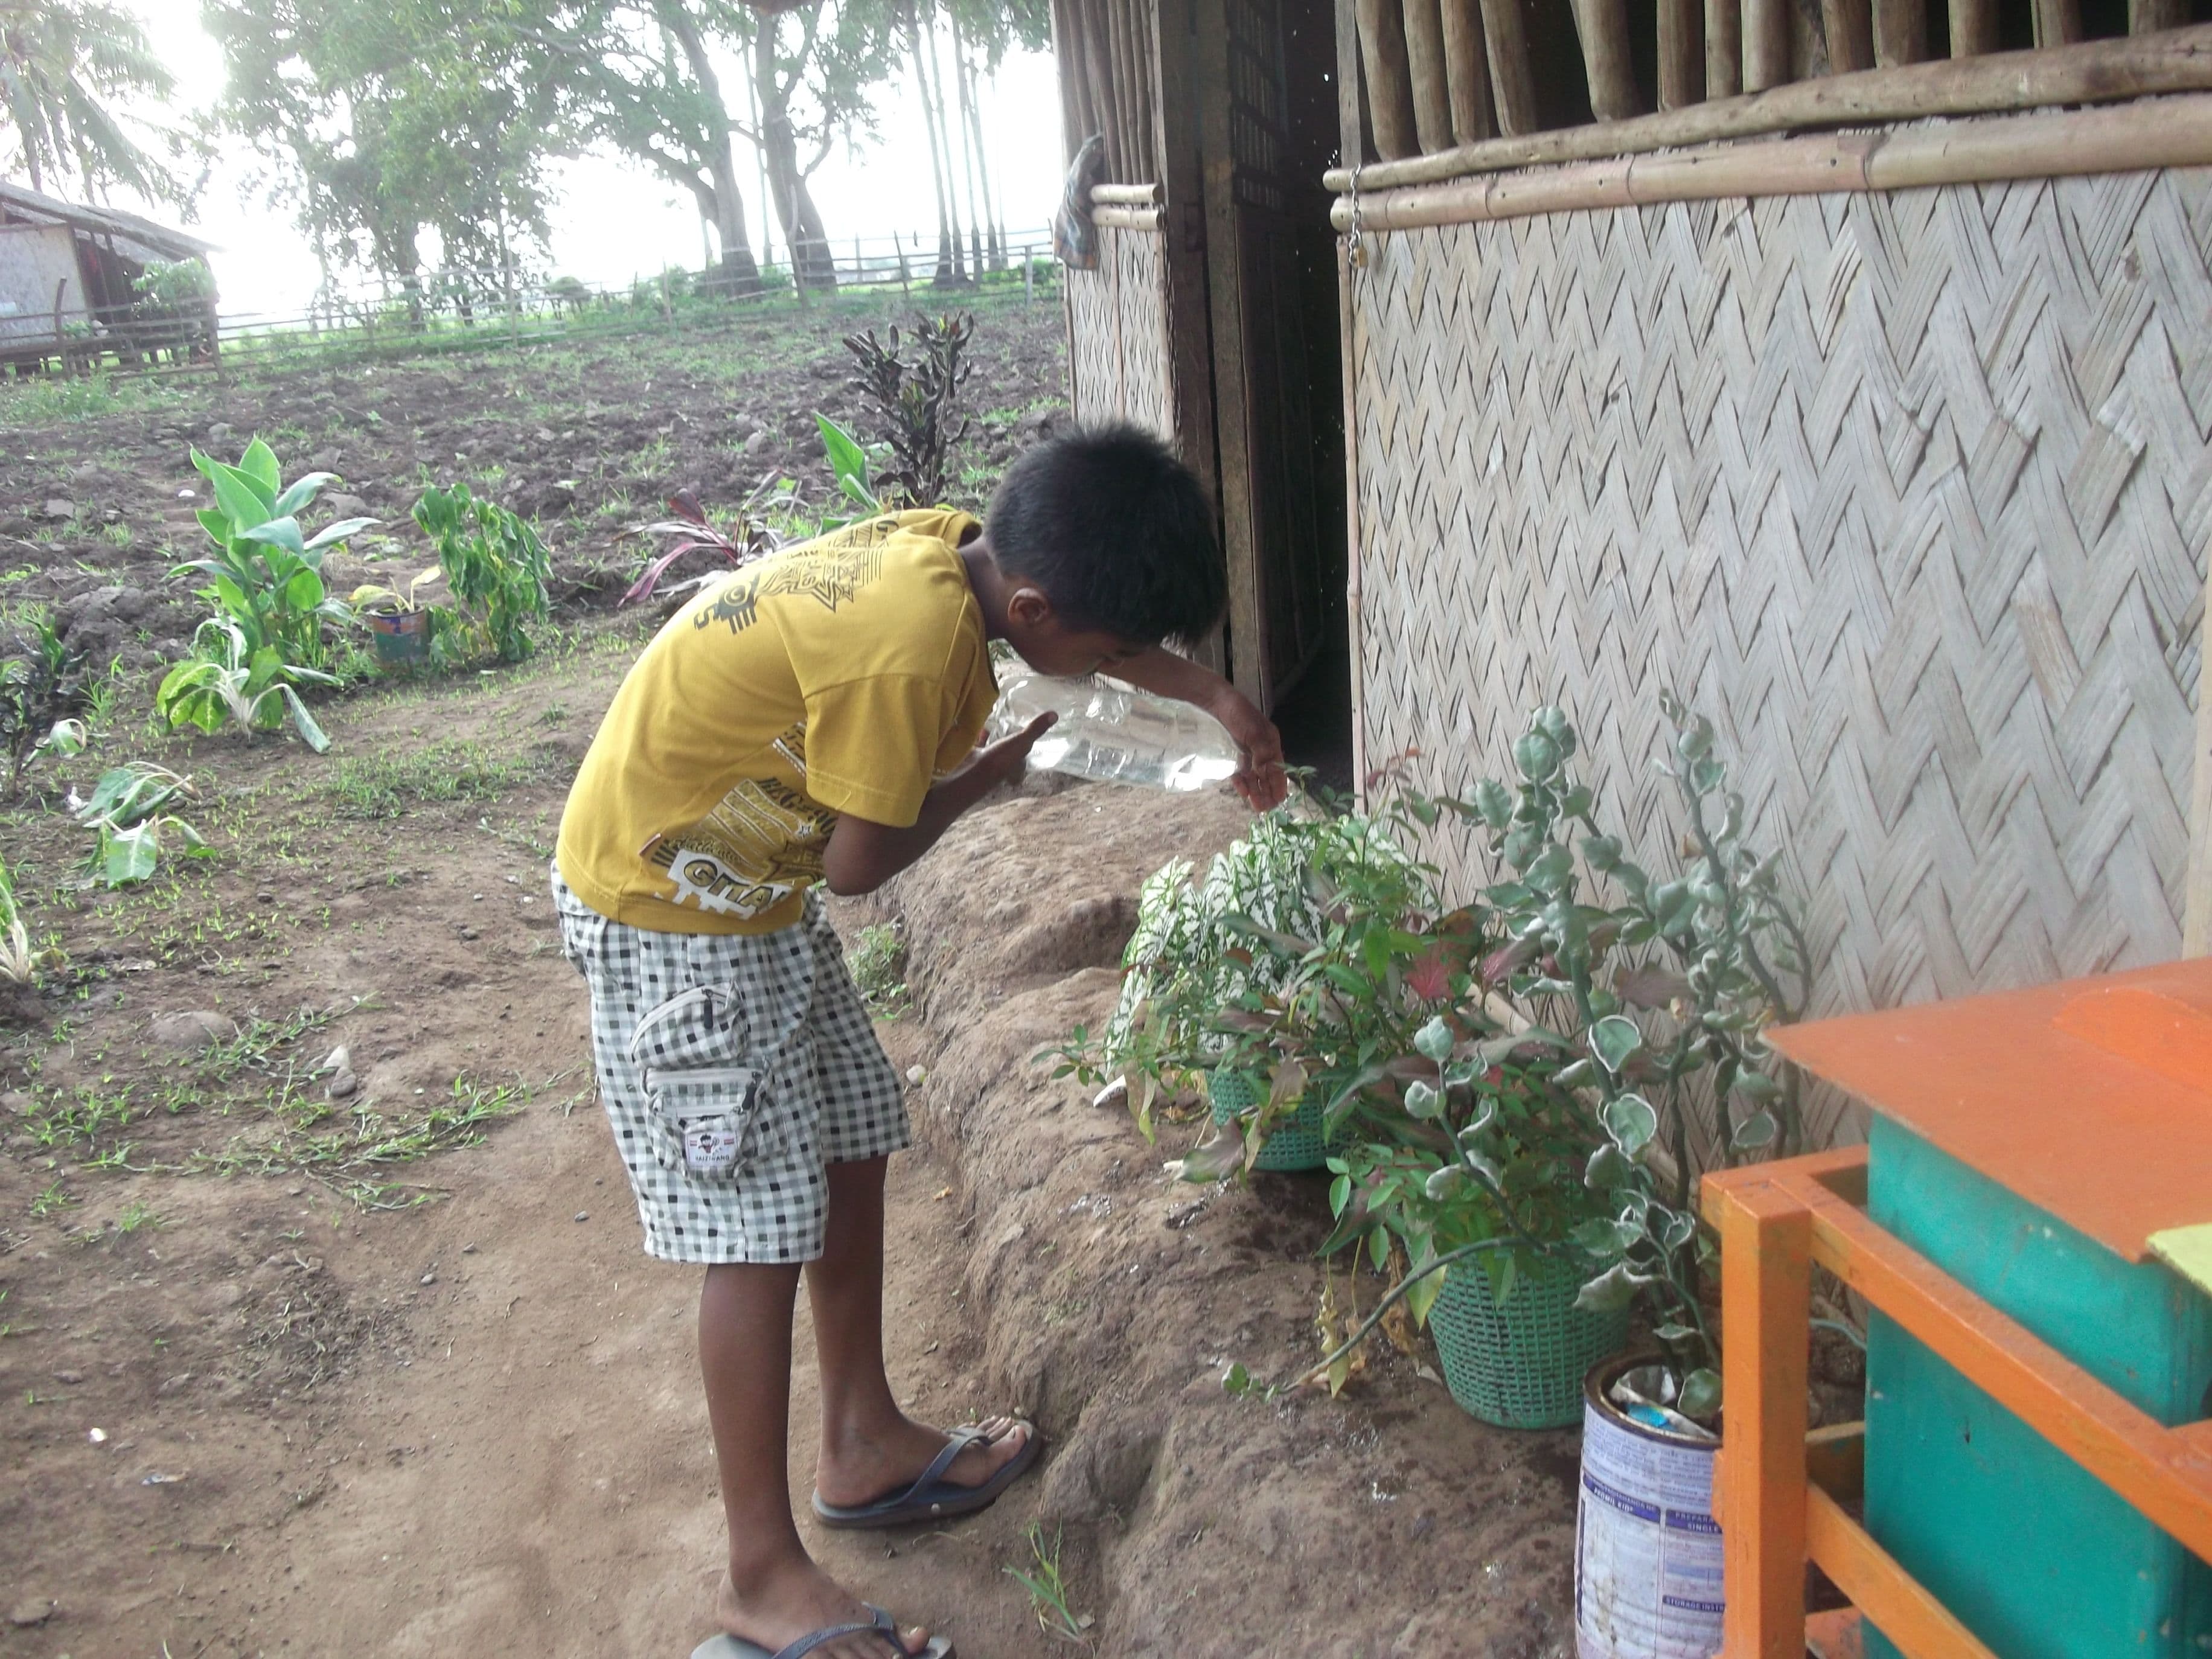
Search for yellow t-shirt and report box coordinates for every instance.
[555,510,998,934]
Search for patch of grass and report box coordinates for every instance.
[0,369,196,426]
[325,740,546,819]
[113,1199,165,1233]
[1006,1523,1092,1644]
[28,1181,75,1220]
[846,921,908,1020]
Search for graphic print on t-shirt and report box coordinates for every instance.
[646,721,836,918]
[694,520,893,637]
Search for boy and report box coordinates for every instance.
[552,424,1285,1659]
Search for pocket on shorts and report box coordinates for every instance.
[626,983,746,1073]
[642,1066,781,1180]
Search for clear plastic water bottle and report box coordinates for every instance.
[987,668,1242,793]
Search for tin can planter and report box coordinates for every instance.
[1206,1068,1337,1172]
[1427,1250,1630,1430]
[1573,1353,1724,1659]
[363,607,432,668]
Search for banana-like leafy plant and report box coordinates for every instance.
[172,439,373,670]
[68,762,211,887]
[156,619,333,752]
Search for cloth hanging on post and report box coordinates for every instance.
[1053,136,1107,269]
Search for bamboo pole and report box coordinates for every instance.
[1091,204,1164,228]
[1326,91,2212,228]
[1873,0,1927,65]
[2184,552,2212,956]
[1442,0,1499,141]
[1709,0,1743,95]
[1744,0,1791,89]
[1357,0,1422,159]
[1404,0,1458,152]
[1576,0,1644,119]
[2033,0,2081,48]
[1661,0,1707,107]
[1319,25,2212,188]
[1482,0,1542,135]
[2134,0,2188,31]
[1823,0,1875,72]
[1949,0,1999,57]
[1091,181,1164,202]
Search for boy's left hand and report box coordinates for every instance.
[1212,688,1288,811]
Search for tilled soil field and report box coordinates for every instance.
[0,293,1580,1658]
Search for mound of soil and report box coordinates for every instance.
[854,784,1584,1657]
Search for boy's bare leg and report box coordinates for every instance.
[702,1261,930,1657]
[807,1155,1031,1505]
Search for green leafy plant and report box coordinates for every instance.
[156,619,335,752]
[1440,700,1812,1417]
[411,483,552,663]
[839,312,973,507]
[68,762,211,887]
[1,848,40,983]
[1,614,89,794]
[813,414,883,532]
[171,438,371,671]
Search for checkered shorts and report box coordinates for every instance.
[551,868,909,1264]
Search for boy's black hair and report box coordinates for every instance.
[985,423,1225,646]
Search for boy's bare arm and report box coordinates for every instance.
[820,713,1056,897]
[1114,645,1289,811]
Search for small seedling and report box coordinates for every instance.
[1005,1523,1092,1643]
[115,1200,164,1233]
[28,1181,74,1219]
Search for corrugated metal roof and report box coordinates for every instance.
[0,181,218,261]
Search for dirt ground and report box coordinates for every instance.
[0,298,1582,1658]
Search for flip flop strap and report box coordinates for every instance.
[893,1424,989,1510]
[770,1605,906,1659]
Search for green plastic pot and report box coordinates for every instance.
[1206,1067,1338,1172]
[1428,1250,1632,1429]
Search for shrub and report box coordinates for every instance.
[411,484,552,663]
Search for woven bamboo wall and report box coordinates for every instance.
[1351,167,2211,1015]
[1066,225,1178,437]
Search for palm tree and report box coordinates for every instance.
[0,0,181,203]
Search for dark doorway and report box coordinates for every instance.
[1200,0,1353,762]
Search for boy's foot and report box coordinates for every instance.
[718,1562,932,1658]
[814,1413,1033,1512]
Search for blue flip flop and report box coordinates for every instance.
[690,1605,954,1659]
[810,1421,1041,1530]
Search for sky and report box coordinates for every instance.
[113,2,1067,321]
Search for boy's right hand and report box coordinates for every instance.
[970,710,1058,791]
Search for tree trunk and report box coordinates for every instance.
[755,25,838,292]
[663,4,762,295]
[952,14,1002,270]
[905,0,965,284]
[948,11,987,275]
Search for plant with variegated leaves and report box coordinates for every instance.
[1445,697,1812,1417]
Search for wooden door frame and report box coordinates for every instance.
[1195,0,1271,709]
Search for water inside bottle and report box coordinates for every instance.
[989,670,1241,793]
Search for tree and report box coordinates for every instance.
[556,0,766,294]
[901,0,963,285]
[946,0,1046,270]
[0,0,187,203]
[747,0,897,293]
[206,0,575,305]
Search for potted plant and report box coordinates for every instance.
[350,569,445,669]
[1450,700,1812,1655]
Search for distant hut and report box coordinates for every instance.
[1054,0,2212,1016]
[0,182,219,372]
